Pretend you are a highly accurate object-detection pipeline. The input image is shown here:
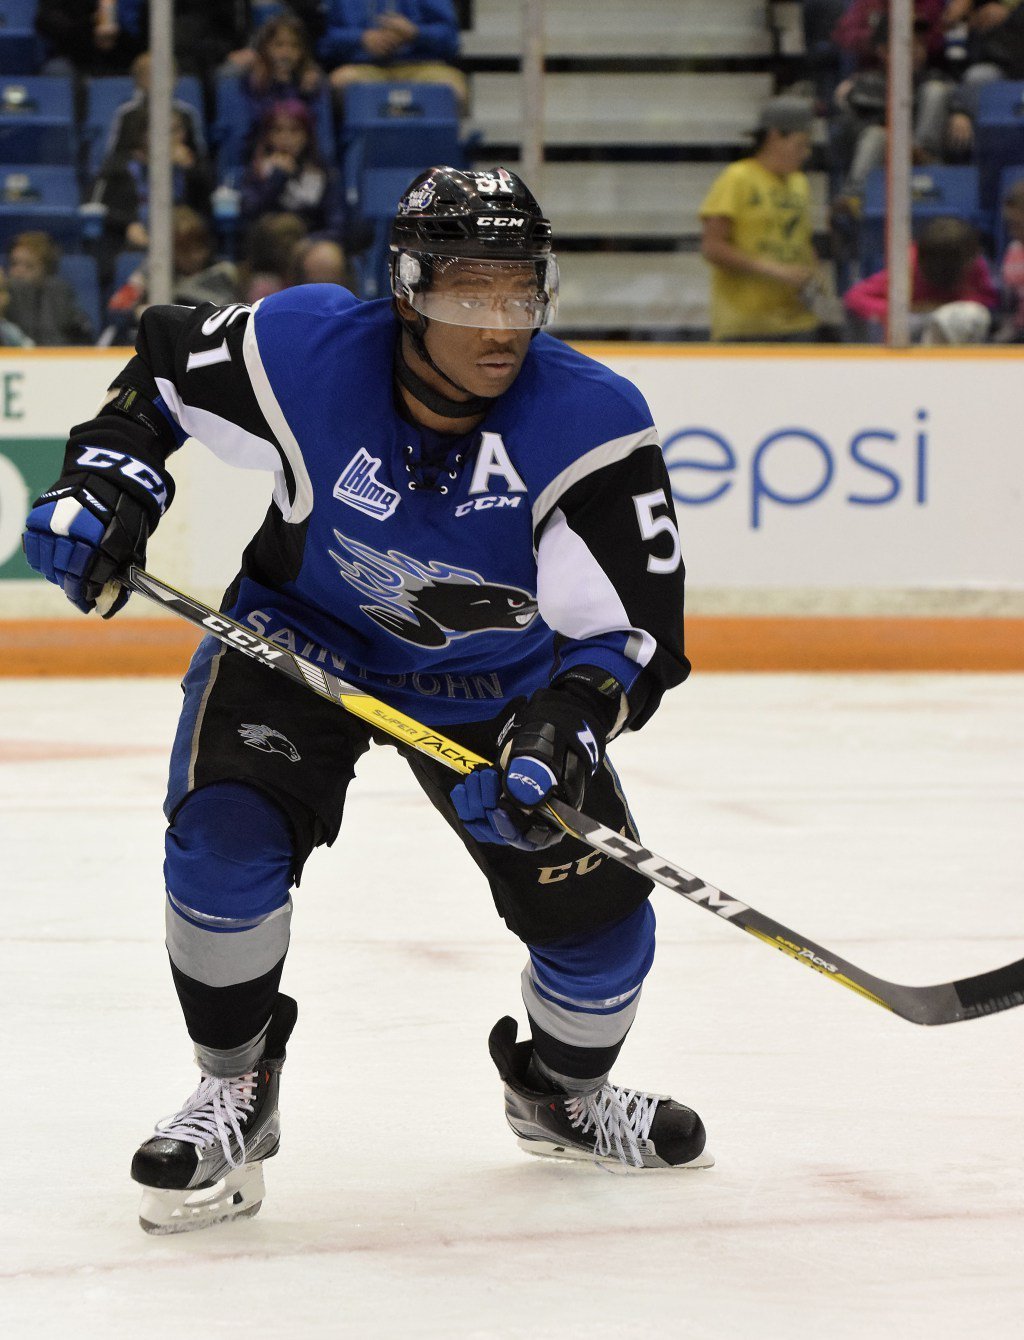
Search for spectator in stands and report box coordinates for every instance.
[0,266,35,347]
[699,97,823,342]
[832,15,971,209]
[944,0,1024,91]
[833,0,947,71]
[112,0,252,91]
[290,236,351,287]
[843,215,998,338]
[105,205,240,344]
[237,211,309,301]
[103,52,208,167]
[92,107,214,261]
[240,100,332,233]
[5,232,95,346]
[35,0,144,77]
[994,178,1024,339]
[319,1,467,112]
[239,14,325,133]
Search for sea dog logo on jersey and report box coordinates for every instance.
[237,723,301,762]
[333,448,401,521]
[328,531,538,649]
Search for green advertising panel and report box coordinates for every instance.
[0,439,66,580]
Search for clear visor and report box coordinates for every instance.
[394,252,559,330]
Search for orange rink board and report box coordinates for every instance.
[2,616,1022,675]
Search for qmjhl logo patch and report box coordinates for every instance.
[333,449,400,521]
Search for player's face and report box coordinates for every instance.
[415,261,544,395]
[417,305,532,397]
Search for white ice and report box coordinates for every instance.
[1,673,1022,1339]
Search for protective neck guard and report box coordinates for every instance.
[394,328,494,420]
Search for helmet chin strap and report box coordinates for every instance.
[395,315,495,419]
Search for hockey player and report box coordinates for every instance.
[22,166,712,1234]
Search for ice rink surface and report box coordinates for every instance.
[1,671,1022,1339]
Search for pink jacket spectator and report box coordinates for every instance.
[844,244,1000,320]
[833,0,946,68]
[1001,239,1024,330]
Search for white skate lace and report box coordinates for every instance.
[565,1086,660,1169]
[154,1073,259,1169]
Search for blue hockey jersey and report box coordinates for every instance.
[102,285,689,728]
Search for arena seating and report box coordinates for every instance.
[0,163,80,249]
[974,81,1024,210]
[0,74,75,164]
[860,166,983,276]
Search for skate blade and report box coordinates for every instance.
[138,1163,267,1235]
[516,1136,715,1173]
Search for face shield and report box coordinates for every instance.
[393,251,559,330]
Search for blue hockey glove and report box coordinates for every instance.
[23,446,171,616]
[451,671,623,852]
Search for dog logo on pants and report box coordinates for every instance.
[238,723,301,762]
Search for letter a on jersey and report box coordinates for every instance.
[468,432,526,497]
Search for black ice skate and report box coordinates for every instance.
[131,994,298,1234]
[488,1016,714,1173]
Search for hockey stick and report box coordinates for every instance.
[102,566,1024,1027]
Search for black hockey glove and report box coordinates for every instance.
[451,669,624,851]
[23,435,173,617]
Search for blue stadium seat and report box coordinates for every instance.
[350,166,428,299]
[0,163,80,249]
[84,75,207,174]
[0,74,74,163]
[0,1,39,25]
[860,166,983,275]
[975,81,1024,209]
[58,252,100,333]
[340,83,463,207]
[112,248,145,289]
[0,29,43,76]
[212,70,335,173]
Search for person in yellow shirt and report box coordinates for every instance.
[700,97,822,341]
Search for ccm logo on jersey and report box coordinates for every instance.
[75,446,169,512]
[455,495,521,517]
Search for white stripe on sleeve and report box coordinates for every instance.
[530,426,659,547]
[536,507,657,667]
[154,376,282,474]
[241,306,315,524]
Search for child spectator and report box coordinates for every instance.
[92,106,214,260]
[105,206,240,344]
[103,52,208,168]
[0,265,35,347]
[290,237,351,287]
[843,215,998,337]
[995,179,1024,339]
[5,232,95,345]
[699,97,823,341]
[240,100,331,233]
[237,211,309,301]
[242,14,325,132]
[319,1,467,112]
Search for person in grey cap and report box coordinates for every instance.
[699,95,823,341]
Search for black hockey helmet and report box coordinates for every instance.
[390,166,558,330]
